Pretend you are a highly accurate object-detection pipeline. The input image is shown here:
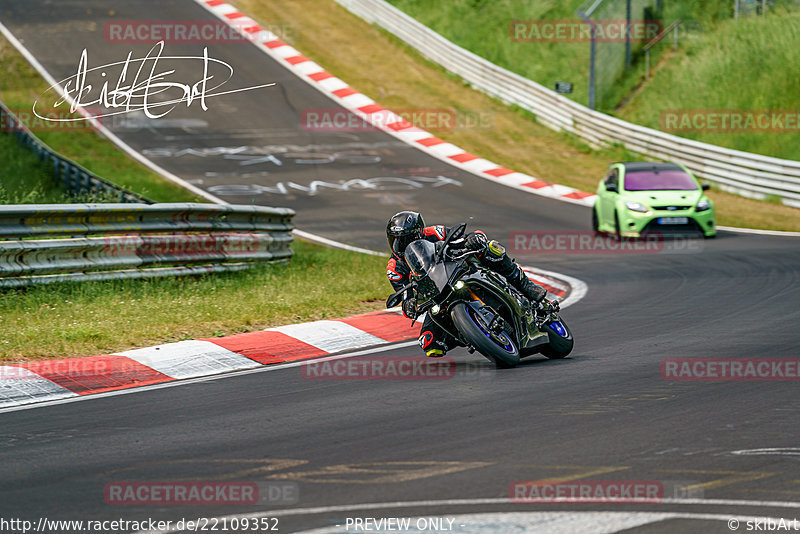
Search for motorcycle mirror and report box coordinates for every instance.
[386,282,415,309]
[386,292,403,309]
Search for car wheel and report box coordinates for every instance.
[614,212,622,241]
[592,207,600,234]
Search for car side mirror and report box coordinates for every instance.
[606,183,618,193]
[701,183,710,191]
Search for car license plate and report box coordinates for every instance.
[657,217,688,225]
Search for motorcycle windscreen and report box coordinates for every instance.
[404,239,437,278]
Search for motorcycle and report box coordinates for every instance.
[386,223,574,368]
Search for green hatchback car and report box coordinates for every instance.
[592,162,716,238]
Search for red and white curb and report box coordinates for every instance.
[194,0,597,208]
[0,269,583,409]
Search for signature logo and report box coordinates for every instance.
[33,41,275,122]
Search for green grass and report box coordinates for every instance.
[0,25,391,363]
[0,37,201,203]
[0,10,398,363]
[231,0,800,232]
[618,7,800,160]
[386,0,800,160]
[0,133,72,203]
[387,0,591,103]
[385,0,735,111]
[0,240,389,361]
[0,129,130,204]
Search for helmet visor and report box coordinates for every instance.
[390,232,420,255]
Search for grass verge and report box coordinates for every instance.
[0,133,72,203]
[0,23,390,363]
[619,7,800,160]
[233,0,800,232]
[385,0,800,161]
[0,240,388,362]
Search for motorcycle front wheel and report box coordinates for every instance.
[451,302,520,368]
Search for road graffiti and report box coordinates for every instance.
[206,175,462,197]
[142,141,406,166]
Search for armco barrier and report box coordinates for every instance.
[335,0,800,208]
[0,101,151,204]
[0,203,295,287]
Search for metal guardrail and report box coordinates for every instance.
[0,101,152,204]
[336,0,800,208]
[0,204,295,287]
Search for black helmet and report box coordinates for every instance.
[386,211,425,255]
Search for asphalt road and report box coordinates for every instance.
[1,1,799,532]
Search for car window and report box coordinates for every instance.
[623,170,698,191]
[604,169,618,189]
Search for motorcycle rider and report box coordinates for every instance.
[386,210,549,357]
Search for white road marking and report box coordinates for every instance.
[718,225,800,237]
[296,512,673,534]
[0,342,417,414]
[524,267,589,309]
[292,230,384,256]
[731,448,800,456]
[134,498,800,534]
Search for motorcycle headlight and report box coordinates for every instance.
[696,199,711,212]
[625,201,650,213]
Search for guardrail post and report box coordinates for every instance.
[82,171,91,195]
[577,11,597,110]
[674,23,679,51]
[625,0,632,70]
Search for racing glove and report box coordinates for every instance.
[537,299,560,312]
[464,232,488,252]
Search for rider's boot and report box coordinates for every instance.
[479,240,547,305]
[509,265,547,305]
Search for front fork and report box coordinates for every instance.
[428,298,506,349]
